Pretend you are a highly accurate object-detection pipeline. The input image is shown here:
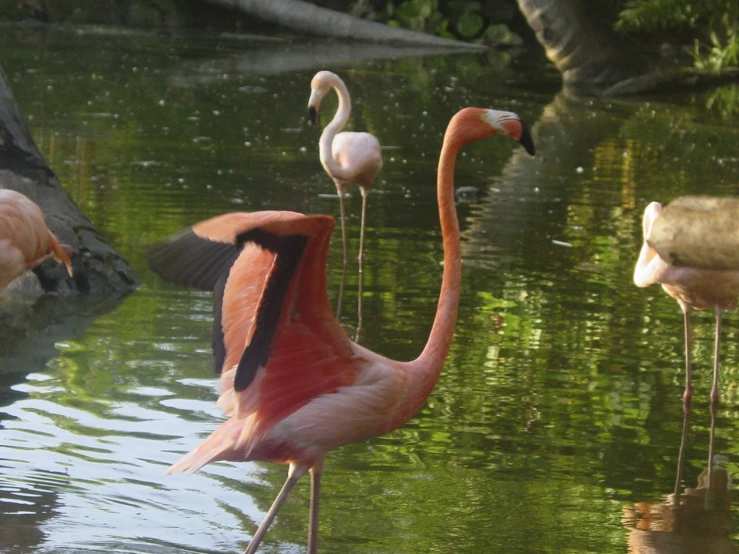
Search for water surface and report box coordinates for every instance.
[1,25,739,554]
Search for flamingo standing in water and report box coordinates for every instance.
[147,107,535,553]
[634,201,739,410]
[0,188,73,291]
[307,71,382,325]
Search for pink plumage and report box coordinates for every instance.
[634,200,739,408]
[0,188,72,290]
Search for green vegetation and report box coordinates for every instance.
[352,0,524,45]
[616,0,738,71]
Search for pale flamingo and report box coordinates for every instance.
[634,201,739,410]
[147,107,535,553]
[0,188,73,291]
[307,70,382,326]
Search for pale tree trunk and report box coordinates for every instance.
[516,0,648,93]
[0,65,138,298]
[205,0,488,50]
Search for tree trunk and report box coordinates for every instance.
[205,0,488,51]
[516,0,648,93]
[0,65,138,297]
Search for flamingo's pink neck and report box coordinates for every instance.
[318,76,353,183]
[393,117,465,425]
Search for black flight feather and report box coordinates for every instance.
[233,230,309,392]
[147,228,242,291]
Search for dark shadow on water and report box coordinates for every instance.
[0,281,128,414]
[0,472,59,554]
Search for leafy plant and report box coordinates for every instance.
[616,0,738,72]
[689,25,739,71]
[352,0,522,45]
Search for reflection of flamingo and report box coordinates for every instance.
[0,189,73,291]
[307,70,382,326]
[147,107,535,554]
[634,201,739,409]
[622,408,734,554]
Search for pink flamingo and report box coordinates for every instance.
[634,201,739,409]
[147,107,535,553]
[307,70,382,325]
[0,188,73,291]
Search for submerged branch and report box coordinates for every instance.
[602,67,739,96]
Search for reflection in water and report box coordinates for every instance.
[0,294,126,412]
[0,295,127,552]
[623,410,736,553]
[0,469,59,554]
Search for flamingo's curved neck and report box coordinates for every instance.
[319,77,353,183]
[395,122,463,422]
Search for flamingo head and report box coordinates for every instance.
[47,232,74,277]
[307,71,338,125]
[447,108,535,155]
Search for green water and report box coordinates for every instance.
[1,24,738,554]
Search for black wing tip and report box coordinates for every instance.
[234,364,256,392]
[145,227,195,276]
[237,228,309,253]
[147,227,240,291]
[518,122,535,156]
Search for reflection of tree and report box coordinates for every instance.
[461,93,637,272]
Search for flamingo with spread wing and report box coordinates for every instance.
[148,107,535,553]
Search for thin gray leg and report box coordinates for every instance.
[244,464,308,554]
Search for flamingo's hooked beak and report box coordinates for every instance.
[44,231,74,277]
[53,243,74,278]
[517,123,536,156]
[307,87,324,126]
[500,118,535,156]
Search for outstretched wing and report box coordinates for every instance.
[147,212,303,291]
[164,211,360,474]
[147,211,306,373]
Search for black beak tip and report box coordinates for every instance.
[518,123,535,156]
[308,106,317,126]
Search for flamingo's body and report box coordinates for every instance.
[147,107,535,553]
[308,70,382,323]
[0,189,73,291]
[634,201,739,408]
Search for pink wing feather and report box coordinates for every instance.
[150,211,359,472]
